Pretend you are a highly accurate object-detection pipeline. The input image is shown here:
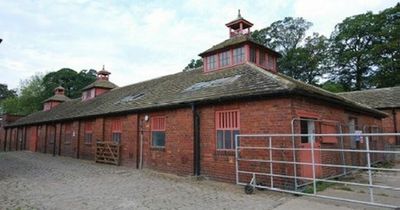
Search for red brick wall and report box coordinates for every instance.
[200,98,294,184]
[381,108,400,144]
[140,108,194,176]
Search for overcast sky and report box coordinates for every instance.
[0,0,397,89]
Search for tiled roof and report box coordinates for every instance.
[198,35,281,57]
[82,79,118,91]
[338,86,400,109]
[8,63,386,127]
[43,94,71,103]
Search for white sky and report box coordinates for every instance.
[0,0,397,89]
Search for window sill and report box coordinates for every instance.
[215,150,235,156]
[150,146,165,151]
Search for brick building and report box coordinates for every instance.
[1,14,390,186]
[339,86,400,144]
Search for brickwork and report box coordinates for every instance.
[4,95,392,186]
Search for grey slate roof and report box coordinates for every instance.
[8,63,386,127]
[82,79,118,91]
[338,86,400,109]
[199,35,281,57]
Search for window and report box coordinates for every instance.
[111,120,122,144]
[206,55,217,71]
[216,110,240,150]
[219,51,231,67]
[151,116,166,147]
[267,54,275,69]
[260,50,266,66]
[84,121,93,144]
[300,119,315,144]
[82,89,95,101]
[64,123,72,144]
[44,103,51,111]
[250,47,257,63]
[233,47,245,64]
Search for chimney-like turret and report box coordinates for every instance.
[81,65,117,101]
[42,86,70,111]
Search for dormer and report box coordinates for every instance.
[199,10,281,73]
[81,66,117,101]
[43,86,70,111]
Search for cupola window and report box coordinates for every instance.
[233,47,245,64]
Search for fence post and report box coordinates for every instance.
[235,135,239,185]
[269,136,273,188]
[365,136,374,202]
[311,135,317,195]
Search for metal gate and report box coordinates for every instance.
[235,133,400,209]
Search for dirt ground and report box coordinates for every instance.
[0,151,398,210]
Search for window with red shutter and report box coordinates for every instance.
[151,116,166,147]
[111,119,122,144]
[215,110,240,150]
[84,121,93,144]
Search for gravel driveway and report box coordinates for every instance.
[1,151,396,210]
[0,151,290,210]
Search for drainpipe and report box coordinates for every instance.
[136,114,140,169]
[192,103,201,176]
[52,124,57,156]
[76,120,81,159]
[3,128,8,151]
[393,109,399,145]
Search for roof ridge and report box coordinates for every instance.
[338,86,400,94]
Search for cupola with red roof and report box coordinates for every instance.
[199,10,281,73]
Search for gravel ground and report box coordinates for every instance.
[0,151,290,210]
[1,151,398,210]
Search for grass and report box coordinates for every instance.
[303,181,335,194]
[372,160,394,169]
[334,185,353,191]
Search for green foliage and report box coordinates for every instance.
[0,83,17,101]
[0,68,97,115]
[303,181,335,194]
[1,73,45,115]
[278,33,330,84]
[321,81,346,93]
[183,58,203,71]
[252,17,312,55]
[42,68,96,99]
[330,4,400,90]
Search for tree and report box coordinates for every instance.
[0,83,16,101]
[252,17,312,55]
[183,58,203,71]
[1,73,45,115]
[278,33,329,84]
[42,68,97,99]
[370,3,400,87]
[330,12,380,91]
[321,81,346,93]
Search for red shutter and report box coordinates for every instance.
[112,119,122,132]
[152,116,166,131]
[65,123,72,133]
[85,121,93,132]
[216,110,240,130]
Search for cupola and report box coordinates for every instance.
[81,65,117,101]
[199,10,281,73]
[43,86,70,111]
[226,10,253,38]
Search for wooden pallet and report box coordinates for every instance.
[95,141,120,165]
